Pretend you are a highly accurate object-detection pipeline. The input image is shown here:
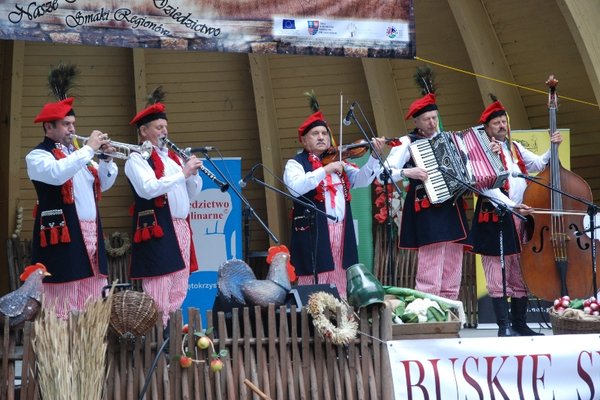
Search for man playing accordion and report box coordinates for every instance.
[384,93,470,301]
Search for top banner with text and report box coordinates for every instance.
[0,0,414,58]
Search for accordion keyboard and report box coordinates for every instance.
[410,139,451,204]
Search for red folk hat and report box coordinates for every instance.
[129,102,167,128]
[479,100,506,124]
[404,93,438,120]
[297,110,328,142]
[33,97,75,123]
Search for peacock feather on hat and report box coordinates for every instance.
[146,86,166,106]
[304,89,320,113]
[33,63,79,123]
[47,63,79,101]
[413,65,438,96]
[297,89,335,143]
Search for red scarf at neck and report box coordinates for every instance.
[149,148,183,208]
[51,146,101,204]
[308,153,352,204]
[498,140,527,193]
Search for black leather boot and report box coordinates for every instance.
[491,297,518,337]
[511,297,544,336]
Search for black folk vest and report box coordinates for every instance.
[289,151,359,276]
[31,137,107,283]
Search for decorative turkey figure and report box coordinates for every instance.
[0,263,50,329]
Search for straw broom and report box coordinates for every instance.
[33,288,114,400]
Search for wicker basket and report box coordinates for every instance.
[110,290,159,338]
[549,309,600,335]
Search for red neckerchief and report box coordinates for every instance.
[149,147,183,208]
[498,139,527,192]
[388,139,402,147]
[51,146,101,204]
[308,153,351,205]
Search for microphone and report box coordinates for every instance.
[239,163,261,188]
[342,102,355,126]
[187,146,215,153]
[511,171,541,180]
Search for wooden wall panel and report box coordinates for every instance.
[18,42,136,238]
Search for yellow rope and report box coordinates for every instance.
[415,56,599,108]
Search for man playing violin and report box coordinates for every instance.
[125,89,204,331]
[27,95,118,319]
[284,105,385,297]
[383,93,470,301]
[471,96,561,336]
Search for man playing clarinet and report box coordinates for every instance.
[124,87,203,331]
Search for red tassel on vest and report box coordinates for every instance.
[40,229,47,248]
[50,225,59,245]
[61,225,71,243]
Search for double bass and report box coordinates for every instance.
[520,75,599,301]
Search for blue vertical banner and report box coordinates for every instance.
[181,157,242,324]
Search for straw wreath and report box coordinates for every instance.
[307,291,358,346]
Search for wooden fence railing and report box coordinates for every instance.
[2,304,394,400]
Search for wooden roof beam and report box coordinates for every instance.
[362,59,406,137]
[249,54,287,245]
[132,48,147,113]
[448,0,531,128]
[557,0,600,110]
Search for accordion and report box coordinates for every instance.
[459,125,509,191]
[408,126,508,204]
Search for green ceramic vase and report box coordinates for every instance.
[346,263,385,308]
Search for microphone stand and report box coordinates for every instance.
[193,153,279,256]
[438,168,525,336]
[347,108,403,284]
[242,207,252,263]
[519,174,600,296]
[246,175,337,285]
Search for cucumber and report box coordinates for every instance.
[401,312,419,323]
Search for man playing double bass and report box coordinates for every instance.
[470,96,562,336]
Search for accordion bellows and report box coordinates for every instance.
[409,125,508,204]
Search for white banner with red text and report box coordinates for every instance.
[387,334,600,400]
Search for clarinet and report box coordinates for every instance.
[160,137,229,192]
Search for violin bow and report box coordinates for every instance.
[339,91,343,163]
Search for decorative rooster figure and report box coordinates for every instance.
[0,263,50,329]
[217,245,296,308]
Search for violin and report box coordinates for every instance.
[320,137,400,165]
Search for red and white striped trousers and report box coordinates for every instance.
[142,218,191,327]
[416,241,464,300]
[297,221,347,298]
[482,217,528,298]
[481,254,528,298]
[43,219,107,320]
